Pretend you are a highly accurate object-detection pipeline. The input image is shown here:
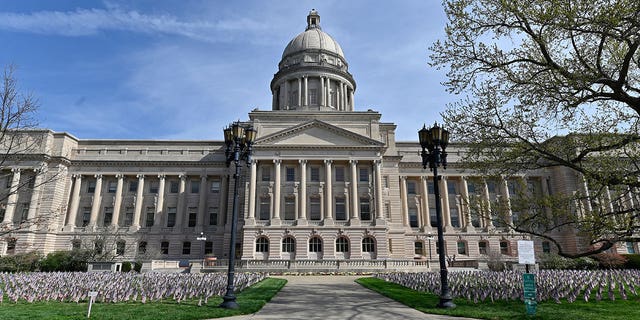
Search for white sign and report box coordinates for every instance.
[87,291,98,318]
[518,240,536,265]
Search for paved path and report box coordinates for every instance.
[226,275,477,320]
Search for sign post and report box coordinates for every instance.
[518,240,537,316]
[87,291,98,318]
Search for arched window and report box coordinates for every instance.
[282,237,296,253]
[336,236,349,252]
[309,237,323,252]
[256,237,269,253]
[116,240,126,255]
[362,237,376,253]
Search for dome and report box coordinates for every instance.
[281,9,345,60]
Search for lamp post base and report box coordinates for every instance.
[219,295,239,309]
[437,296,456,309]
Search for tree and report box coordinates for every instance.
[429,0,640,257]
[0,65,62,243]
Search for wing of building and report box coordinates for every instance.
[1,10,634,270]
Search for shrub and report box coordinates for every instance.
[594,252,628,269]
[0,252,41,272]
[133,261,142,272]
[538,253,598,270]
[486,250,506,271]
[121,261,132,272]
[622,254,640,269]
[40,249,92,272]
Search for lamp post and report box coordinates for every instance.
[197,232,207,270]
[419,122,455,309]
[427,233,434,261]
[220,121,256,309]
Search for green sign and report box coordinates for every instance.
[523,273,537,316]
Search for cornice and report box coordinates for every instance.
[255,119,385,147]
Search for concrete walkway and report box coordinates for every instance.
[226,275,477,320]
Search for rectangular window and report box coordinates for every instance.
[259,198,270,220]
[103,207,113,225]
[209,207,218,225]
[107,181,117,193]
[87,181,96,193]
[414,242,424,255]
[428,182,435,194]
[335,167,345,182]
[182,242,191,255]
[309,88,317,105]
[129,180,138,193]
[359,168,369,182]
[487,181,497,194]
[5,175,12,188]
[169,181,179,193]
[149,181,159,194]
[82,207,91,227]
[116,241,126,255]
[286,167,296,182]
[541,241,551,254]
[20,203,29,221]
[161,241,169,255]
[407,181,416,195]
[284,197,295,220]
[457,241,467,255]
[204,241,213,255]
[190,180,200,193]
[310,197,321,220]
[167,207,177,227]
[261,167,271,182]
[500,241,509,255]
[479,241,488,255]
[360,197,371,220]
[409,207,418,228]
[188,207,197,227]
[448,181,457,195]
[627,242,636,254]
[430,207,437,227]
[335,197,346,220]
[450,207,460,228]
[124,207,134,227]
[310,167,320,182]
[145,207,155,227]
[210,180,220,193]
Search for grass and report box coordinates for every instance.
[356,277,640,320]
[0,277,287,320]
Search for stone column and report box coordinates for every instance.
[4,168,21,224]
[501,177,513,226]
[247,160,257,222]
[284,79,289,109]
[154,174,165,227]
[400,176,409,226]
[420,176,431,229]
[439,176,451,229]
[272,89,277,109]
[272,159,281,223]
[483,179,494,229]
[132,174,145,228]
[66,174,82,228]
[27,167,45,222]
[374,160,384,221]
[324,159,333,223]
[320,77,325,107]
[89,174,103,227]
[175,174,186,228]
[349,160,359,221]
[326,78,331,108]
[298,159,307,223]
[460,176,474,231]
[297,77,302,107]
[349,88,354,110]
[197,175,208,229]
[336,82,342,110]
[303,76,308,106]
[579,175,593,213]
[112,174,124,227]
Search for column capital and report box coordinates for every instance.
[157,174,165,180]
[179,173,187,180]
[349,159,358,166]
[72,174,82,179]
[200,174,208,181]
[94,174,103,179]
[273,159,282,165]
[115,173,124,179]
[11,167,21,173]
[400,175,407,181]
[298,159,307,165]
[374,159,382,165]
[136,174,145,180]
[324,159,333,166]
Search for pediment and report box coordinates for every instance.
[256,120,385,148]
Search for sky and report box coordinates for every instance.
[0,0,456,141]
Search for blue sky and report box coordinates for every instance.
[0,0,455,141]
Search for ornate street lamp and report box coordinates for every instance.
[419,122,455,309]
[220,121,256,309]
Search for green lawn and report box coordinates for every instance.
[356,277,640,320]
[0,277,286,320]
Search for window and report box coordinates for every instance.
[190,180,200,193]
[124,207,134,227]
[103,207,113,225]
[487,181,497,194]
[362,237,376,253]
[138,241,147,254]
[409,207,418,227]
[336,237,349,252]
[71,239,82,250]
[447,181,457,195]
[182,241,191,255]
[145,207,155,227]
[309,237,323,252]
[87,180,96,193]
[282,237,295,253]
[149,181,159,194]
[209,207,218,225]
[27,176,35,189]
[261,167,271,182]
[5,175,11,188]
[284,197,295,220]
[20,203,29,222]
[407,181,416,195]
[430,207,437,227]
[6,238,16,254]
[210,180,220,193]
[457,241,467,255]
[335,197,346,220]
[289,90,298,106]
[359,168,369,182]
[335,167,345,182]
[204,241,213,255]
[116,240,126,256]
[82,207,91,227]
[428,182,435,194]
[541,241,551,254]
[627,242,636,254]
[259,197,270,220]
[95,241,104,255]
[309,88,317,105]
[0,207,4,221]
[107,181,117,193]
[450,208,460,228]
[478,241,488,255]
[310,167,320,182]
[414,241,424,255]
[360,197,371,220]
[167,207,177,227]
[129,180,138,193]
[188,207,197,227]
[170,181,179,193]
[500,240,510,255]
[286,167,295,182]
[160,241,169,255]
[256,237,269,252]
[310,197,321,220]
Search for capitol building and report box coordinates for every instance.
[1,10,625,270]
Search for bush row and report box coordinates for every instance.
[0,250,141,273]
[539,253,640,270]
